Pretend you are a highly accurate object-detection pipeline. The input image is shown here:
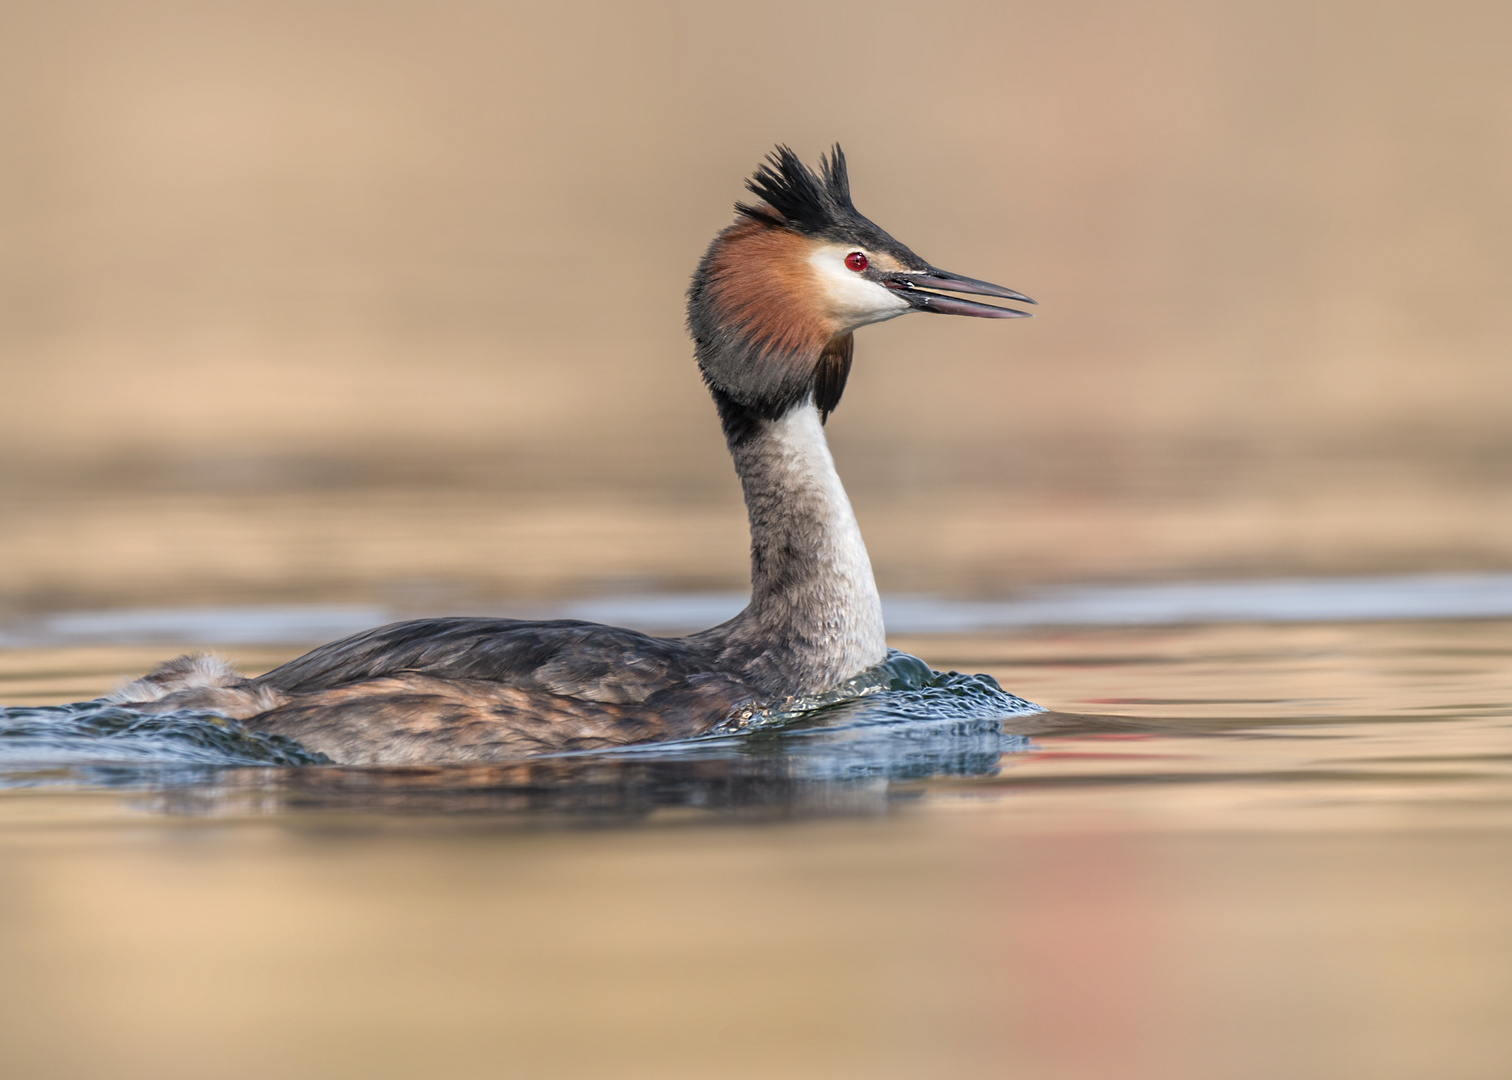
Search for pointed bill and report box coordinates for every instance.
[884,268,1036,318]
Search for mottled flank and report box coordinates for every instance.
[248,672,752,766]
[116,623,761,765]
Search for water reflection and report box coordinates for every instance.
[0,717,1042,823]
[148,759,937,821]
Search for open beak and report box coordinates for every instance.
[884,268,1036,318]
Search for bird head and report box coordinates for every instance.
[688,144,1033,422]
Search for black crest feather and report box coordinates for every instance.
[736,144,858,237]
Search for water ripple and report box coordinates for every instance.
[0,701,331,773]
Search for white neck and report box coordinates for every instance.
[713,401,887,695]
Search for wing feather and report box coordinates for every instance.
[253,617,717,705]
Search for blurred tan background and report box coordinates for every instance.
[2,0,1510,614]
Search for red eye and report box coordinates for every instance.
[845,251,868,272]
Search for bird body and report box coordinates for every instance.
[111,146,1033,764]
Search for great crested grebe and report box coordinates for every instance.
[110,145,1034,764]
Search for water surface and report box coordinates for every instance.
[2,611,1510,1079]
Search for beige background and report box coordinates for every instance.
[2,0,1510,611]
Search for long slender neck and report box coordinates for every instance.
[701,390,887,697]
